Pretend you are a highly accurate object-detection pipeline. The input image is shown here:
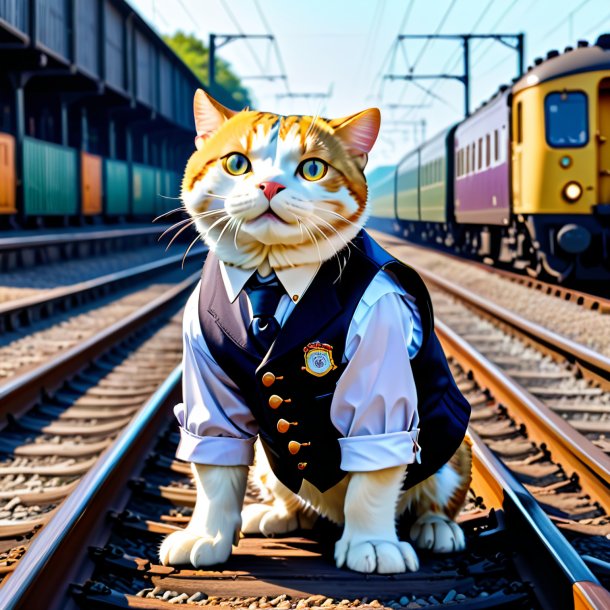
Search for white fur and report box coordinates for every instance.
[334,466,419,574]
[242,443,466,569]
[159,463,247,567]
[397,462,462,515]
[410,512,466,553]
[182,118,364,273]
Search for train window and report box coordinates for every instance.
[471,144,475,174]
[478,138,482,170]
[494,129,499,161]
[544,91,588,147]
[486,134,491,167]
[516,102,523,144]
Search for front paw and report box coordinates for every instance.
[159,528,235,567]
[335,536,419,574]
[241,503,299,536]
[410,512,465,553]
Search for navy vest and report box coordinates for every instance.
[198,231,470,494]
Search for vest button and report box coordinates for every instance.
[288,440,311,455]
[277,419,298,433]
[297,462,307,470]
[268,395,292,409]
[262,372,283,387]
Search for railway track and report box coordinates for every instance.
[0,359,608,608]
[0,238,203,590]
[374,231,610,448]
[0,244,176,306]
[0,225,171,273]
[0,249,204,410]
[0,230,608,607]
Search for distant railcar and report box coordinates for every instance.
[371,35,610,282]
[0,0,233,223]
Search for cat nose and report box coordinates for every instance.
[258,181,286,202]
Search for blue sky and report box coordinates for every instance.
[129,0,610,169]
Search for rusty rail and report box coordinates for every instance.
[411,264,610,379]
[0,247,205,331]
[437,319,610,514]
[0,272,199,423]
[0,367,182,610]
[469,430,610,610]
[0,225,170,251]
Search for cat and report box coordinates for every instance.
[159,89,472,574]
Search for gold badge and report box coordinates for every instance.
[302,342,337,377]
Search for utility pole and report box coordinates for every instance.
[385,33,525,117]
[209,33,285,92]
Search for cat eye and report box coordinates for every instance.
[298,158,328,181]
[223,153,251,176]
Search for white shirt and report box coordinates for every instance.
[174,259,423,473]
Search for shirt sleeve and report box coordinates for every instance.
[331,270,422,472]
[173,282,259,466]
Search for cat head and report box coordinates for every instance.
[181,89,380,270]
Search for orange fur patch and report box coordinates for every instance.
[183,110,369,220]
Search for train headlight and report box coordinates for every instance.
[562,181,583,202]
[559,155,572,169]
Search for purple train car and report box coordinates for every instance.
[454,89,511,228]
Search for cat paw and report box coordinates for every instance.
[410,512,465,553]
[159,528,235,567]
[335,536,419,574]
[241,503,299,536]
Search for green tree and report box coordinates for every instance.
[163,31,252,109]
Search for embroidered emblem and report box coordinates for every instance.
[302,342,337,377]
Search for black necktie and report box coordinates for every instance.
[245,273,285,354]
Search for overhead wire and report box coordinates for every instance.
[584,10,610,35]
[540,0,593,41]
[217,0,267,75]
[394,0,459,109]
[370,0,416,101]
[355,0,387,86]
[252,0,291,94]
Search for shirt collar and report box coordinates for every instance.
[219,260,321,305]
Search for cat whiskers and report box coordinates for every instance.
[180,213,232,268]
[306,217,348,282]
[311,206,361,231]
[233,218,244,250]
[300,219,323,268]
[153,204,186,222]
[162,209,226,249]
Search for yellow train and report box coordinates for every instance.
[371,35,610,283]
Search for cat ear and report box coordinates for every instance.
[328,108,381,155]
[193,89,237,150]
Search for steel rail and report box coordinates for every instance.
[0,247,205,329]
[0,225,171,251]
[469,429,610,610]
[437,318,610,513]
[0,371,606,609]
[410,263,610,378]
[375,230,610,314]
[0,366,182,610]
[0,271,200,423]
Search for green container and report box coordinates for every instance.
[104,158,130,215]
[131,163,156,215]
[23,137,78,216]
